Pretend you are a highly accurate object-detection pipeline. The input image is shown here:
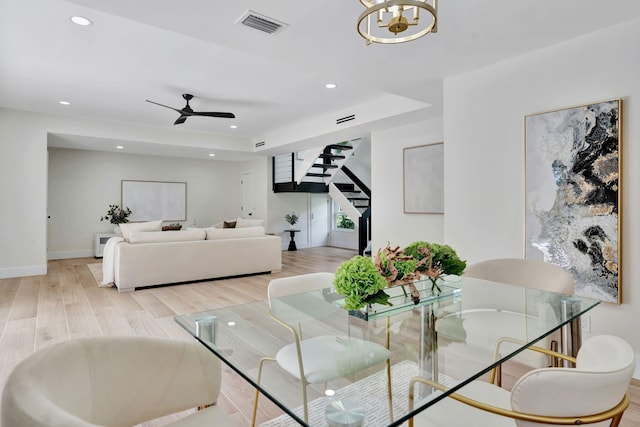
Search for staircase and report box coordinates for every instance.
[272,139,371,255]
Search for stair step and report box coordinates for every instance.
[306,172,331,177]
[319,153,345,160]
[348,197,370,201]
[326,144,353,151]
[335,183,356,191]
[312,163,339,169]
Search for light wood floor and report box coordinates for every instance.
[0,247,638,426]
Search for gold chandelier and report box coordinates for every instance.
[357,0,438,45]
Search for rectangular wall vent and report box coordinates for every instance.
[236,10,288,35]
[336,114,356,125]
[255,141,265,147]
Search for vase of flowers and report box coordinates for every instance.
[284,212,299,229]
[100,204,132,234]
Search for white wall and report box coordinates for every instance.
[0,110,48,278]
[47,147,242,259]
[444,19,640,358]
[371,117,445,254]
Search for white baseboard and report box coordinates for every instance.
[0,264,47,279]
[634,355,640,379]
[48,249,93,260]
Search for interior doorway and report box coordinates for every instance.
[240,171,255,218]
[309,193,329,247]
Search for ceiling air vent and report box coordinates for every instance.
[255,141,265,148]
[336,114,356,125]
[236,10,288,35]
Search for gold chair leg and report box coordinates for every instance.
[252,356,276,427]
[386,358,393,422]
[385,316,393,422]
[301,381,309,422]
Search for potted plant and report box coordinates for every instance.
[334,255,391,310]
[284,212,299,229]
[100,204,132,234]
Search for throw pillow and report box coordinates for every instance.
[129,229,206,244]
[162,224,182,231]
[223,220,237,228]
[236,217,264,228]
[119,220,162,242]
[205,226,265,240]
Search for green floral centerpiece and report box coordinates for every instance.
[100,204,132,224]
[334,241,466,311]
[334,255,391,310]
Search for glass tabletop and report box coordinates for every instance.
[175,277,599,426]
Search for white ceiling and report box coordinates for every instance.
[2,0,640,161]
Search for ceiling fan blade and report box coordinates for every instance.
[146,99,182,114]
[174,116,188,125]
[192,111,236,119]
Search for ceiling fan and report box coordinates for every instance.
[146,93,235,125]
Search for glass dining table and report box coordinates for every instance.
[175,277,599,426]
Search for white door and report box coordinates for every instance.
[241,171,255,218]
[309,193,329,247]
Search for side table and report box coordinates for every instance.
[286,229,301,251]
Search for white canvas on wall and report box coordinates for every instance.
[403,142,444,214]
[122,180,186,222]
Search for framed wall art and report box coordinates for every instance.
[403,142,444,214]
[525,99,622,303]
[121,180,187,222]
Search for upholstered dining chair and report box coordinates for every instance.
[252,272,392,425]
[1,336,231,427]
[463,258,574,294]
[437,257,575,383]
[408,334,635,427]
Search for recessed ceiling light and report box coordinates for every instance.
[209,153,216,157]
[325,83,337,89]
[70,16,93,26]
[230,125,238,129]
[116,146,124,150]
[59,101,70,105]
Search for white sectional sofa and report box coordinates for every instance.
[105,222,281,292]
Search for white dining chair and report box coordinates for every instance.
[252,272,392,425]
[463,258,574,294]
[1,336,231,427]
[409,334,634,427]
[437,258,575,383]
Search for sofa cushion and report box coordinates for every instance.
[129,229,206,244]
[236,217,264,228]
[119,220,163,241]
[205,226,265,240]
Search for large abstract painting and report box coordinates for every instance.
[525,99,621,303]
